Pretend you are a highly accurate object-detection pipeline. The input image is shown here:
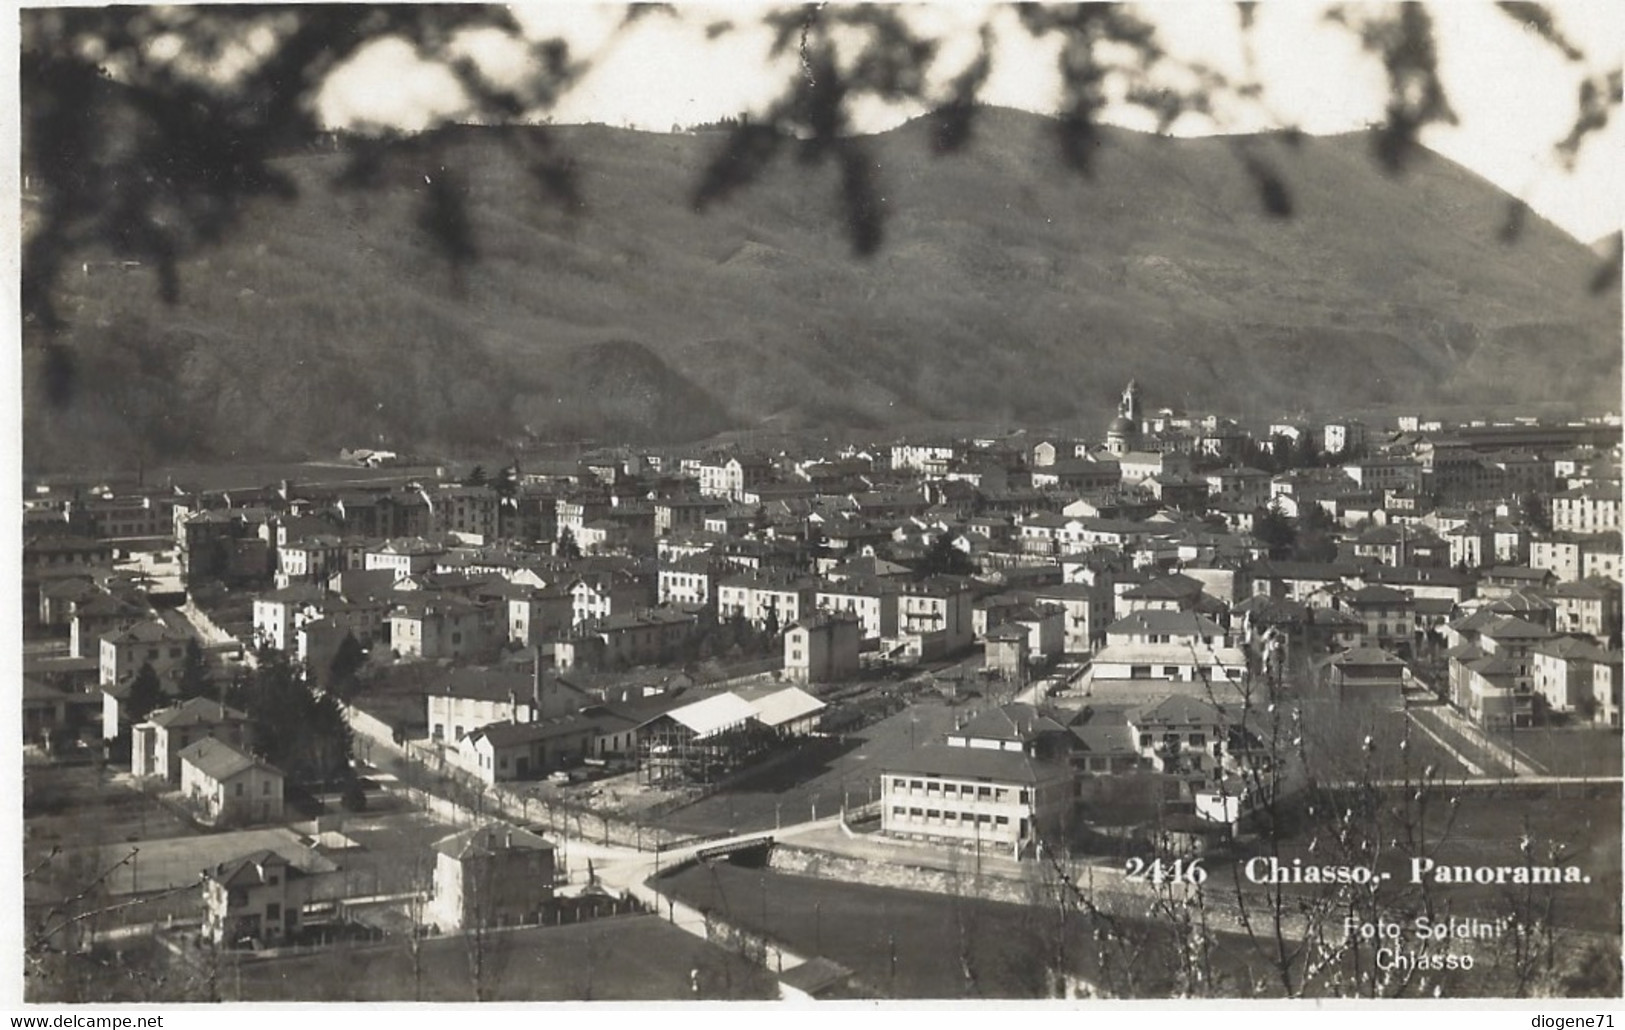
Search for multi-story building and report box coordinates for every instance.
[894,577,975,653]
[879,714,1074,858]
[1593,652,1623,727]
[784,611,862,684]
[1548,580,1621,643]
[1531,637,1606,715]
[179,739,285,828]
[505,585,575,648]
[1323,420,1368,456]
[99,617,193,689]
[1551,483,1622,535]
[698,453,775,501]
[204,850,323,947]
[131,697,252,782]
[716,571,820,631]
[428,824,557,933]
[814,578,900,642]
[387,597,500,660]
[1089,611,1247,691]
[1333,584,1417,656]
[251,584,327,653]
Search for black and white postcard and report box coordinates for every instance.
[13,0,1623,1010]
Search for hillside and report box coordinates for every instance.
[23,109,1620,468]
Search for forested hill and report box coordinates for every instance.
[24,108,1619,468]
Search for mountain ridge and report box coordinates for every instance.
[23,108,1619,469]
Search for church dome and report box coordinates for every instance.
[1107,415,1136,436]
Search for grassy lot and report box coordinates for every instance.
[658,854,1612,999]
[321,808,463,897]
[228,915,779,1001]
[655,859,1442,998]
[81,828,336,896]
[1495,724,1622,779]
[653,697,969,835]
[25,763,202,853]
[26,936,188,1004]
[659,859,1171,998]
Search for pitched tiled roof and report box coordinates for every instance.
[179,738,279,782]
[883,744,1070,784]
[1106,611,1225,638]
[209,850,296,889]
[147,697,248,729]
[432,822,555,860]
[954,703,1068,743]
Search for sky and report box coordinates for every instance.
[314,1,1624,245]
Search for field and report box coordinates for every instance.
[317,807,464,897]
[227,915,779,1001]
[658,859,1171,998]
[24,763,202,853]
[658,852,1615,999]
[1493,725,1623,779]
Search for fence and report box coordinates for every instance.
[360,715,690,852]
[346,699,879,852]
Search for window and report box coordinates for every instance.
[262,781,271,795]
[235,782,244,797]
[266,903,281,921]
[1163,666,1181,678]
[1189,734,1206,747]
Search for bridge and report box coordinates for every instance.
[694,834,776,862]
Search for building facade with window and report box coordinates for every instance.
[178,738,285,827]
[878,747,1073,859]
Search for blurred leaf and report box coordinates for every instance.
[839,143,884,257]
[416,168,477,269]
[691,122,785,210]
[1240,151,1294,219]
[1496,2,1585,62]
[1591,235,1622,296]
